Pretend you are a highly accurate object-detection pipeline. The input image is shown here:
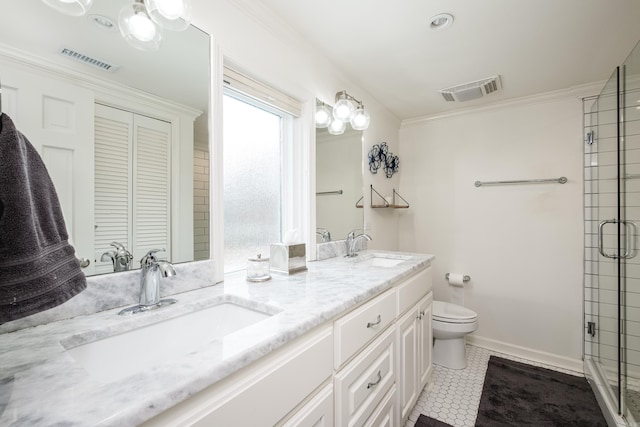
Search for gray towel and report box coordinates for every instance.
[0,113,86,323]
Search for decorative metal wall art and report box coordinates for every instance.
[384,154,399,178]
[368,142,400,178]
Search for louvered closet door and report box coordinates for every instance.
[132,114,171,263]
[94,105,133,274]
[94,105,171,274]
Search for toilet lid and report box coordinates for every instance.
[432,301,477,323]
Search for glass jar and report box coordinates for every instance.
[246,254,271,282]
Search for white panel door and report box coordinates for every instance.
[2,62,95,273]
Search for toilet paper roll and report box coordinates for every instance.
[448,273,466,287]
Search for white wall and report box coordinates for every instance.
[398,92,586,367]
[190,0,402,254]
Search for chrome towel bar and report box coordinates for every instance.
[474,177,567,187]
[316,190,343,195]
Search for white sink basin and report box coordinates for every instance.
[356,254,411,268]
[66,301,275,383]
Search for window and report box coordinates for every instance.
[223,90,291,273]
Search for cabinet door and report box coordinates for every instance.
[418,292,433,390]
[397,306,418,421]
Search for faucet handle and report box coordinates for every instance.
[141,248,166,266]
[110,241,126,250]
[348,229,364,239]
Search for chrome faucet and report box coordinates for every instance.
[100,241,133,272]
[316,228,331,242]
[118,249,177,315]
[346,230,372,257]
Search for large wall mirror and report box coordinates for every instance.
[0,0,210,276]
[316,125,363,244]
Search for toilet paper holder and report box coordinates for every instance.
[445,273,471,283]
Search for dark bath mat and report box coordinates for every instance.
[415,414,454,427]
[475,356,607,426]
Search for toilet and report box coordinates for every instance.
[432,300,478,369]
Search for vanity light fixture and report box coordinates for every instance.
[351,102,371,131]
[43,0,192,51]
[41,0,93,16]
[319,90,371,132]
[315,102,333,128]
[333,90,356,122]
[118,0,162,51]
[328,118,346,136]
[145,0,193,31]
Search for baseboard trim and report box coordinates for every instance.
[467,335,584,374]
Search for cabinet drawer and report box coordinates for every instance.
[280,383,333,427]
[397,268,431,316]
[334,289,396,369]
[335,326,396,427]
[364,386,397,427]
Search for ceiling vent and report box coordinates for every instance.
[439,75,502,102]
[59,48,119,73]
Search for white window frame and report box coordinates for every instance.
[212,61,307,282]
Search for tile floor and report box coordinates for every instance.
[404,345,583,427]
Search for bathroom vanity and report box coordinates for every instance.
[0,250,433,426]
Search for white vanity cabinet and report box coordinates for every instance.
[143,265,433,427]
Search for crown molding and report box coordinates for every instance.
[0,42,202,119]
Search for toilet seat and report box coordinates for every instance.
[433,300,477,324]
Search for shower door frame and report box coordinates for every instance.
[585,54,640,426]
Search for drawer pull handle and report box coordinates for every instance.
[367,370,382,389]
[367,315,382,328]
[417,310,426,320]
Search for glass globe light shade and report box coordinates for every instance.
[41,0,93,16]
[315,104,333,128]
[328,119,346,136]
[350,106,371,131]
[333,97,355,122]
[145,0,192,31]
[118,1,162,51]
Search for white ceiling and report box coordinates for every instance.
[0,0,209,113]
[255,0,640,120]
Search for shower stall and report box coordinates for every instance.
[584,40,640,426]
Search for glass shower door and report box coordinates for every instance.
[585,39,640,425]
[587,67,621,413]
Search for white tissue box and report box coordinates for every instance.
[270,243,307,274]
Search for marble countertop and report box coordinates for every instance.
[0,250,433,426]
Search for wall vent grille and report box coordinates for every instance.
[59,48,119,72]
[439,75,502,102]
